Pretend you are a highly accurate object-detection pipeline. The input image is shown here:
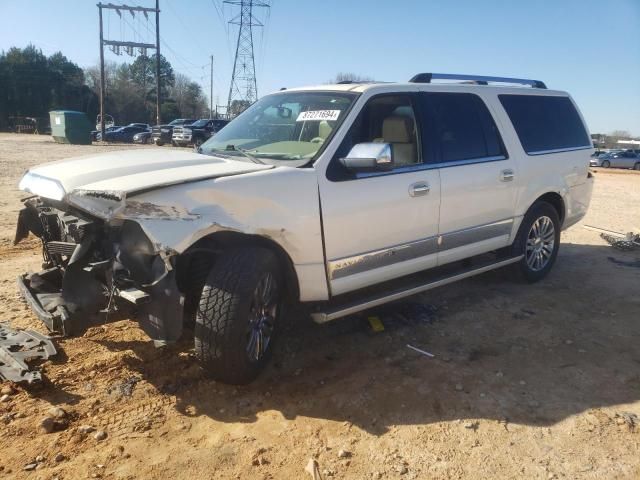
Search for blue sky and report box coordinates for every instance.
[1,0,639,135]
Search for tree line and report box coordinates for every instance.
[0,45,209,130]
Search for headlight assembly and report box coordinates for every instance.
[18,172,66,201]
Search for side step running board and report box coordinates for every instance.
[311,255,523,323]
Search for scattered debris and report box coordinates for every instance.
[0,323,57,383]
[0,394,10,403]
[367,316,385,333]
[337,449,351,459]
[615,412,637,431]
[464,421,479,430]
[305,458,322,480]
[78,425,96,434]
[94,430,108,441]
[406,344,435,358]
[584,225,640,251]
[107,376,141,398]
[54,453,65,462]
[23,463,37,471]
[455,384,464,392]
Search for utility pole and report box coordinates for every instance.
[155,0,161,126]
[210,55,214,119]
[97,2,160,136]
[225,0,269,117]
[98,5,106,139]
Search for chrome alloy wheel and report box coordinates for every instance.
[246,272,278,362]
[526,216,555,272]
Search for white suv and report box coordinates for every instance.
[15,73,594,383]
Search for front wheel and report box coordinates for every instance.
[194,248,282,384]
[633,163,640,171]
[601,160,611,168]
[511,201,561,282]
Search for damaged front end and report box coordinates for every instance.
[15,196,184,344]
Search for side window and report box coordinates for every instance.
[331,94,421,178]
[421,92,505,163]
[499,94,590,154]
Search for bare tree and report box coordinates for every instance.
[330,72,374,83]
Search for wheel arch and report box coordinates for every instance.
[175,230,301,303]
[534,191,566,225]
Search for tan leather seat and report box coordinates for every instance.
[377,116,417,166]
[318,120,332,140]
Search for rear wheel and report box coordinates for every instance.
[194,248,282,384]
[511,201,561,282]
[634,163,640,171]
[155,140,164,146]
[601,160,611,168]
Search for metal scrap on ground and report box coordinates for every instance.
[0,323,56,383]
[584,225,640,251]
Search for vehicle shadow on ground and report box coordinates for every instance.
[97,242,640,435]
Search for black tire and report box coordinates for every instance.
[155,140,164,146]
[511,201,561,283]
[601,160,610,168]
[194,248,282,384]
[634,163,640,171]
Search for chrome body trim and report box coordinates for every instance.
[356,155,507,179]
[328,218,514,280]
[328,236,439,280]
[439,218,513,251]
[313,256,524,323]
[527,146,592,156]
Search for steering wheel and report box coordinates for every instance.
[310,137,325,144]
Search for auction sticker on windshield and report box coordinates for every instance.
[296,110,341,122]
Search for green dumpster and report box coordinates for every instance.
[49,110,92,145]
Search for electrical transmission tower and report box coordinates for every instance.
[224,0,269,117]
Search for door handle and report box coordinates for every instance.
[500,169,515,182]
[409,182,430,197]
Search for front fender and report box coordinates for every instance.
[117,167,330,301]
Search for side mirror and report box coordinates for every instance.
[340,143,394,172]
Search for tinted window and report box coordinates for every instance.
[421,93,504,163]
[499,95,590,154]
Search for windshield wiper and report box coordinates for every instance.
[225,145,264,164]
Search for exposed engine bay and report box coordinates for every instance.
[14,197,184,343]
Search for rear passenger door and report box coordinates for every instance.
[419,92,517,266]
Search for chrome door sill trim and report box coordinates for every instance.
[312,255,523,323]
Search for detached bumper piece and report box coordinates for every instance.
[0,323,57,383]
[17,266,110,337]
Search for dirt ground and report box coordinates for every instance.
[0,133,638,480]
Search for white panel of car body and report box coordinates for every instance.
[120,167,329,301]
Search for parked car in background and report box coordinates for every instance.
[91,125,120,141]
[172,119,229,147]
[590,150,640,169]
[97,124,149,143]
[151,118,196,146]
[133,130,152,144]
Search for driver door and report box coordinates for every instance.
[318,93,441,296]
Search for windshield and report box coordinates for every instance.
[190,119,208,128]
[199,91,357,166]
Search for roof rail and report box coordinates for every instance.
[409,73,547,89]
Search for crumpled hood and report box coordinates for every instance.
[23,148,272,196]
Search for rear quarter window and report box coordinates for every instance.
[499,95,590,154]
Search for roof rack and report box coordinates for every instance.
[409,73,547,89]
